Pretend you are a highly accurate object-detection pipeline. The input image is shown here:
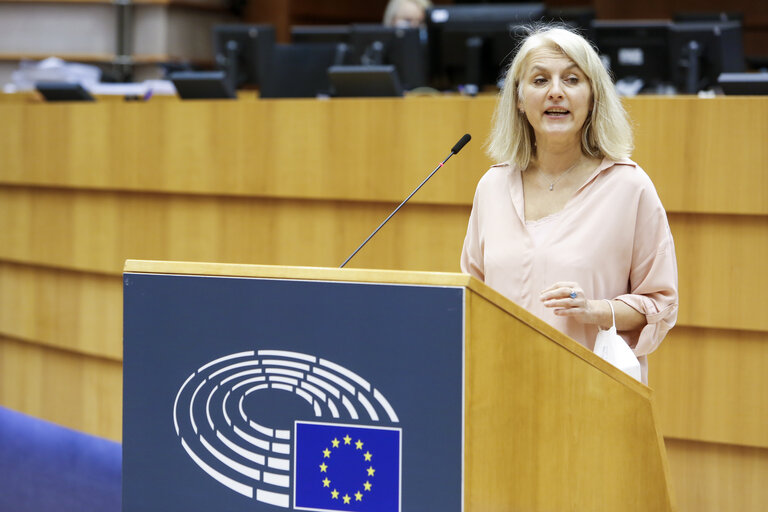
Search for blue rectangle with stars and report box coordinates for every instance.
[294,421,401,512]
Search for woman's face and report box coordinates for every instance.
[518,49,593,148]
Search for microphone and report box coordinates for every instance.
[340,133,472,268]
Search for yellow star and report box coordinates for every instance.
[364,481,372,491]
[322,478,331,488]
[331,489,339,499]
[319,462,328,473]
[331,438,340,448]
[355,439,363,450]
[343,494,351,504]
[323,448,331,458]
[343,435,352,445]
[364,451,372,461]
[367,466,375,477]
[355,491,363,501]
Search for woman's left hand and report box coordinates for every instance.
[540,281,603,325]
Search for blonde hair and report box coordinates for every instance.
[383,0,432,27]
[487,25,633,168]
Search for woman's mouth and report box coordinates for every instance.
[544,108,570,117]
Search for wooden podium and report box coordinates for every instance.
[123,260,675,512]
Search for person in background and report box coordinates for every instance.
[460,26,678,384]
[383,0,432,28]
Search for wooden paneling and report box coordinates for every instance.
[665,438,768,512]
[0,97,493,203]
[0,186,471,274]
[2,187,765,330]
[466,290,673,511]
[0,335,122,441]
[628,97,768,215]
[0,262,121,359]
[669,213,768,331]
[2,97,767,215]
[650,326,768,448]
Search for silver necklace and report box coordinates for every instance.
[537,159,580,191]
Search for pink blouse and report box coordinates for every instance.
[460,158,679,384]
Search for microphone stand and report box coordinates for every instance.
[340,134,471,268]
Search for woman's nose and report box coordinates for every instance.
[548,80,564,99]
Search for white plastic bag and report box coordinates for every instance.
[593,300,642,382]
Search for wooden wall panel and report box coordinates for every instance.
[669,213,768,332]
[0,186,471,275]
[2,187,765,330]
[0,262,121,359]
[665,438,768,512]
[628,98,768,215]
[649,326,768,447]
[2,97,767,214]
[0,335,122,441]
[0,98,494,204]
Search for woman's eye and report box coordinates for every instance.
[533,77,547,85]
[566,76,579,84]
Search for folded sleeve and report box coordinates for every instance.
[615,184,679,357]
[460,187,485,281]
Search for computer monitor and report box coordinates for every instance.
[592,20,672,93]
[328,65,404,98]
[291,24,427,91]
[259,43,339,98]
[718,72,768,95]
[170,71,236,100]
[35,82,95,102]
[668,21,744,94]
[212,24,275,89]
[347,24,428,90]
[426,3,546,92]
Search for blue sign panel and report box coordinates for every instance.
[294,422,401,512]
[123,274,464,511]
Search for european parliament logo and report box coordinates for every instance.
[294,422,401,512]
[173,350,401,510]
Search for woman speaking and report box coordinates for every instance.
[460,26,678,384]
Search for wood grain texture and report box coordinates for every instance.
[649,326,768,448]
[0,334,122,441]
[665,438,768,512]
[627,97,768,215]
[124,259,473,286]
[669,212,768,332]
[0,262,121,360]
[0,97,494,204]
[0,186,471,274]
[465,290,672,511]
[2,96,766,214]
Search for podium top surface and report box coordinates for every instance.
[124,259,474,288]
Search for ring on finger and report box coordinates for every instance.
[569,289,577,299]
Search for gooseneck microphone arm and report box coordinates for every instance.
[340,134,472,269]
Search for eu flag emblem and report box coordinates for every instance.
[294,421,402,512]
